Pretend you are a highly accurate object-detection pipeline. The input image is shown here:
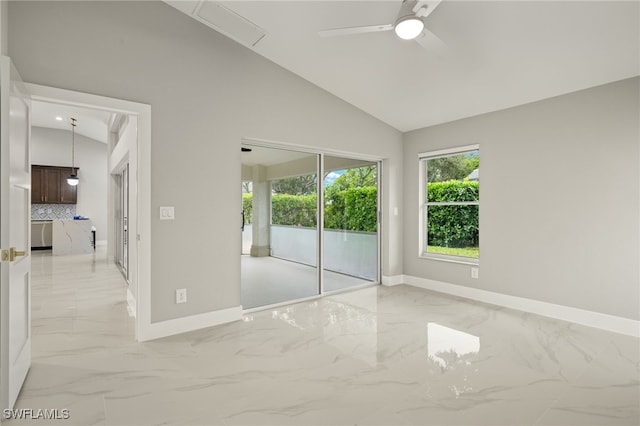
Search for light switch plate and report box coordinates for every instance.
[176,288,187,304]
[160,206,175,220]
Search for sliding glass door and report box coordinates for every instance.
[241,180,252,255]
[323,157,379,292]
[241,145,319,309]
[240,144,380,310]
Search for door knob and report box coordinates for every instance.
[10,247,27,261]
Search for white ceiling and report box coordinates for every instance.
[167,0,640,132]
[31,101,113,144]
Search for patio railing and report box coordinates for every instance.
[243,225,377,281]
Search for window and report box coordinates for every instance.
[419,145,479,262]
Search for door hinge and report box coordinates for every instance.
[1,249,9,262]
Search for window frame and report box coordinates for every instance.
[418,144,480,265]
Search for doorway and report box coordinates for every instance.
[25,83,151,341]
[240,142,380,310]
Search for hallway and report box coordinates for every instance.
[8,249,639,425]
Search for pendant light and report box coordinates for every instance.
[67,118,79,186]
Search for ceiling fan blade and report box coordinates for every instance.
[414,28,448,56]
[318,24,393,38]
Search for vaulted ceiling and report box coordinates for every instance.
[167,0,639,132]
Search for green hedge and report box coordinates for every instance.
[427,180,479,248]
[272,194,317,227]
[344,187,377,232]
[323,190,345,230]
[242,187,377,232]
[242,193,252,224]
[243,181,476,245]
[427,180,479,202]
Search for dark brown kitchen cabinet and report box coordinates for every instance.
[43,168,61,203]
[60,173,77,204]
[31,166,44,203]
[31,165,78,204]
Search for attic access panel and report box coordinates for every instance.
[196,1,265,47]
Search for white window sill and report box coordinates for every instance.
[419,253,479,266]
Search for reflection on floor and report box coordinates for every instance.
[11,249,639,426]
[241,255,373,309]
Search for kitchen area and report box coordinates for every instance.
[29,101,109,261]
[31,164,95,255]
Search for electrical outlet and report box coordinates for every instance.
[175,288,187,304]
[160,206,175,220]
[471,267,479,279]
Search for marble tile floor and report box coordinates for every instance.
[7,248,639,425]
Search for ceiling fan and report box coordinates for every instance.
[318,0,446,54]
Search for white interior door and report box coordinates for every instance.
[0,56,31,411]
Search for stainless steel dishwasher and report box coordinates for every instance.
[31,220,53,249]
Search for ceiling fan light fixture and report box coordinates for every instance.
[394,16,424,40]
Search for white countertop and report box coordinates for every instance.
[52,219,94,256]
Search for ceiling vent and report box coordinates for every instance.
[195,1,266,48]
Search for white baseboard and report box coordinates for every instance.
[402,275,640,338]
[381,275,405,287]
[126,288,136,318]
[138,306,242,342]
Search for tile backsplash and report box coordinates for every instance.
[32,204,76,220]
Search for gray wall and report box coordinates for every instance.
[403,77,640,321]
[1,0,7,56]
[31,127,108,242]
[8,1,403,322]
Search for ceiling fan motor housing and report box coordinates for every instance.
[394,0,426,40]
